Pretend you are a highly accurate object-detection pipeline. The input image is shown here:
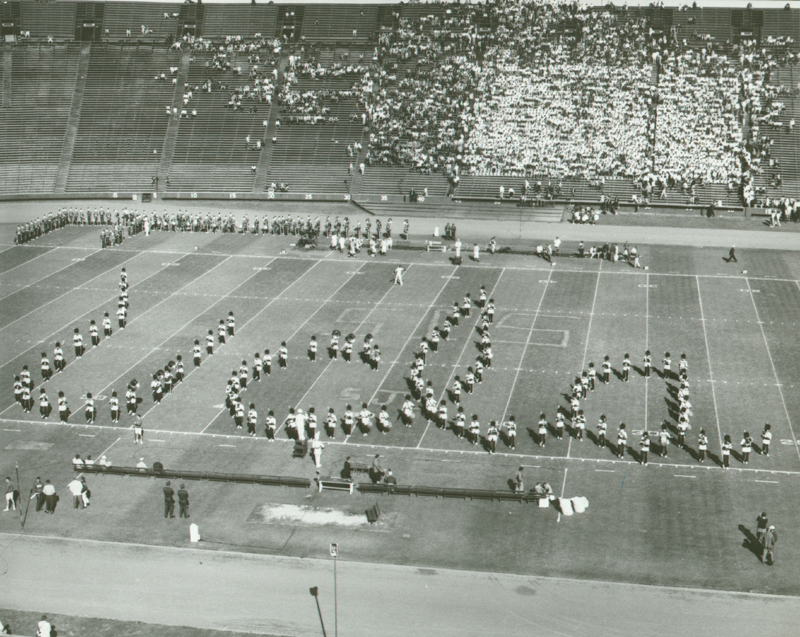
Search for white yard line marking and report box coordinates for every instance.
[297,267,410,443]
[0,253,188,409]
[0,248,125,334]
[499,269,553,425]
[366,265,458,407]
[695,276,724,454]
[196,259,330,435]
[138,257,279,419]
[77,256,235,414]
[0,248,105,305]
[556,467,568,523]
[746,278,800,466]
[0,247,61,290]
[78,433,95,437]
[4,429,21,432]
[644,272,650,433]
[416,268,507,450]
[753,479,779,484]
[674,475,696,479]
[218,444,236,448]
[595,469,616,473]
[149,439,166,443]
[98,436,121,458]
[4,415,800,476]
[567,262,602,460]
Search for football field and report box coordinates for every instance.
[0,222,799,604]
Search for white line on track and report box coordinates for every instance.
[366,265,458,407]
[745,278,800,466]
[416,268,507,450]
[138,256,280,419]
[498,269,553,426]
[695,275,724,454]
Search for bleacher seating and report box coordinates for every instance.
[102,3,179,41]
[0,45,80,195]
[65,45,179,192]
[200,5,278,39]
[301,5,378,42]
[166,51,266,192]
[19,2,76,40]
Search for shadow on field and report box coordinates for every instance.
[738,525,762,561]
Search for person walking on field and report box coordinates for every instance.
[163,481,175,518]
[761,525,777,565]
[726,245,738,263]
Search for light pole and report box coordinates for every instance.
[330,543,339,637]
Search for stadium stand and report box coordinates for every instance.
[0,2,796,209]
[0,44,81,195]
[65,45,180,192]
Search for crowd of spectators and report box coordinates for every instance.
[358,0,798,206]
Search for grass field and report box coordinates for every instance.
[0,222,798,603]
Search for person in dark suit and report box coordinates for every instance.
[177,484,190,518]
[163,481,175,518]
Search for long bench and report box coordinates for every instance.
[357,482,547,504]
[77,463,310,488]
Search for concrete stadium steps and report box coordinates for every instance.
[19,2,76,40]
[360,167,450,197]
[55,43,93,193]
[301,5,379,43]
[65,45,180,192]
[0,44,81,195]
[199,4,278,39]
[102,3,179,41]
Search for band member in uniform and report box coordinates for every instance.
[643,350,652,377]
[85,392,97,423]
[58,391,70,422]
[103,312,112,338]
[639,434,650,465]
[486,421,499,454]
[308,336,318,362]
[39,388,52,419]
[597,415,608,447]
[621,353,631,382]
[721,434,732,468]
[741,432,753,464]
[90,320,100,347]
[697,429,708,462]
[73,328,84,358]
[109,391,120,423]
[278,342,288,370]
[537,413,548,447]
[227,311,235,337]
[602,355,611,384]
[760,424,772,456]
[265,410,277,441]
[616,423,628,458]
[503,416,517,449]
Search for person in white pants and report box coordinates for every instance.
[311,434,324,473]
[394,266,404,286]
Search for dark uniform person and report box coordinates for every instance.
[177,484,190,518]
[163,481,175,518]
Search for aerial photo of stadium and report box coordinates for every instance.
[0,0,799,635]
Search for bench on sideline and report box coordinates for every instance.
[76,463,310,488]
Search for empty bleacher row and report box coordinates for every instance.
[65,45,180,193]
[102,2,180,42]
[301,5,379,43]
[0,44,81,195]
[166,50,267,192]
[200,4,279,39]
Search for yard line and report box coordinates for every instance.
[595,469,616,473]
[366,265,458,407]
[196,258,333,435]
[753,479,779,484]
[498,268,553,425]
[0,247,59,289]
[291,266,411,442]
[137,257,280,419]
[415,268,506,450]
[78,434,95,438]
[0,248,119,333]
[745,278,800,465]
[674,475,696,479]
[73,256,235,414]
[556,467,568,523]
[98,436,121,458]
[567,261,602,460]
[695,275,724,454]
[7,414,800,477]
[0,247,103,304]
[0,252,185,395]
[218,444,236,448]
[644,272,650,434]
[4,429,21,432]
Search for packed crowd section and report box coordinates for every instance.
[359,0,799,205]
